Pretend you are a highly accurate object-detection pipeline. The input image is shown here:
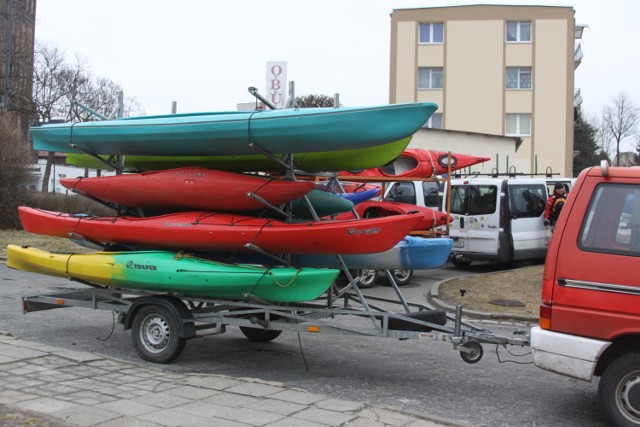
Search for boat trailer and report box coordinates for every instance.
[21,275,530,364]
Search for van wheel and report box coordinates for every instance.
[452,259,472,268]
[386,269,413,286]
[354,269,379,288]
[598,352,640,426]
[516,259,537,267]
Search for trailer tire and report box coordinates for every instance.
[598,352,640,427]
[239,327,282,342]
[459,341,483,364]
[131,305,186,363]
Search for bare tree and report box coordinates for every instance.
[593,110,614,161]
[32,42,67,122]
[600,93,639,166]
[295,94,336,108]
[32,41,146,191]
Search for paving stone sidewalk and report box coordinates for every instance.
[0,333,450,427]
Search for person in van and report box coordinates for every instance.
[544,183,568,228]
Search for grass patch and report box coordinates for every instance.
[438,265,543,317]
[0,230,94,259]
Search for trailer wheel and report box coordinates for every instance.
[239,327,282,342]
[459,341,483,364]
[598,352,640,426]
[131,305,186,363]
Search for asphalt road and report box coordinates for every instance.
[0,263,608,426]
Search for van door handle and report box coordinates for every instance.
[460,217,464,229]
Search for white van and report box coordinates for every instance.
[384,177,573,266]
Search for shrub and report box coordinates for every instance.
[11,191,115,230]
[22,191,115,218]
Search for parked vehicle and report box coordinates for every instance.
[385,177,573,266]
[385,179,443,210]
[348,180,445,286]
[531,161,640,426]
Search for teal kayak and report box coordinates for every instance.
[32,103,437,156]
[7,245,340,303]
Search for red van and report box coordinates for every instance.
[531,161,640,426]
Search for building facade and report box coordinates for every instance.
[411,128,521,177]
[390,5,579,177]
[0,0,37,140]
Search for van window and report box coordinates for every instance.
[450,185,497,215]
[510,185,546,218]
[579,183,640,256]
[387,182,416,204]
[422,181,441,209]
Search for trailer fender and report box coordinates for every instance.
[122,295,196,339]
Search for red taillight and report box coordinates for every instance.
[539,302,552,330]
[499,203,506,228]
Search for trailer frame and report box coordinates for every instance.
[21,280,530,364]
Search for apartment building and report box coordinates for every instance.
[390,5,580,177]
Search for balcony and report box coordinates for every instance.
[574,43,583,70]
[574,89,583,108]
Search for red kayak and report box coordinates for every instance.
[18,207,422,254]
[339,149,491,178]
[60,167,315,212]
[334,200,451,231]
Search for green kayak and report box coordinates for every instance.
[65,137,412,172]
[7,245,339,303]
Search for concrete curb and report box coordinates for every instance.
[427,276,539,323]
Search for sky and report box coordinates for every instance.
[34,0,640,129]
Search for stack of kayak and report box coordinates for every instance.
[10,102,456,301]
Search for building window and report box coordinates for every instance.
[419,23,444,44]
[506,67,532,89]
[506,21,531,42]
[506,113,531,136]
[418,67,443,89]
[423,113,443,129]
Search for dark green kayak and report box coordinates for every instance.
[291,189,354,218]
